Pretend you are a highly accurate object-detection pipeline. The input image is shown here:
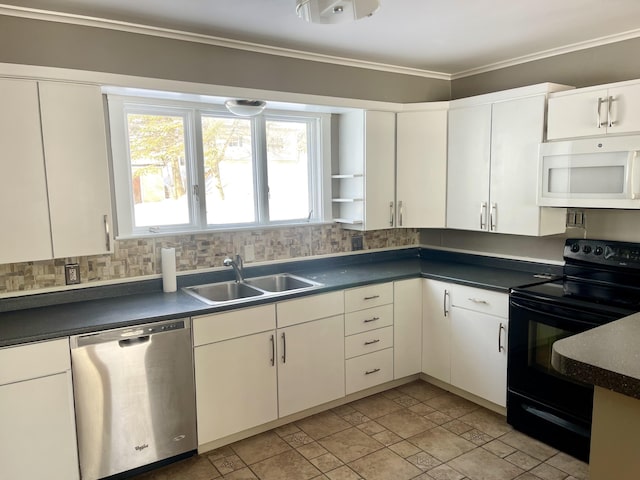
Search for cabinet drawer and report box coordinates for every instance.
[346,348,394,395]
[345,326,393,359]
[193,304,276,346]
[345,304,393,336]
[345,282,393,313]
[450,284,508,317]
[277,291,344,328]
[0,338,70,385]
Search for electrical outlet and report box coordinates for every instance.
[65,263,81,285]
[351,235,364,251]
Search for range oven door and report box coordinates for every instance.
[507,294,623,461]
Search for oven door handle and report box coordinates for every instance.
[510,299,603,329]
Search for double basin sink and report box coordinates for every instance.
[183,273,323,305]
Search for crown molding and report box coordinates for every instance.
[0,5,450,80]
[451,28,640,79]
[3,4,640,83]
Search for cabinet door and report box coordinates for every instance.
[194,331,278,445]
[422,279,451,383]
[39,82,113,258]
[450,306,507,407]
[394,278,422,378]
[396,109,447,228]
[0,78,52,263]
[490,95,564,236]
[547,89,608,140]
[446,104,492,231]
[609,83,640,135]
[364,111,396,230]
[0,373,79,480]
[278,315,345,417]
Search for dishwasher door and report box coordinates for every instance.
[71,318,197,480]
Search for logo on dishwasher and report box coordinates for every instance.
[135,444,149,452]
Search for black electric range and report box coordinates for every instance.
[508,238,640,461]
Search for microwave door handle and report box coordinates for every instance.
[632,151,640,200]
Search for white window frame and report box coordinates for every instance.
[108,95,330,238]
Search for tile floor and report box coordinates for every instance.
[135,380,589,480]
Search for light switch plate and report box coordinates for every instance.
[244,244,255,262]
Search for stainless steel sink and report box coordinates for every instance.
[244,273,322,292]
[182,273,322,305]
[183,281,264,305]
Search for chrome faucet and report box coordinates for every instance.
[223,254,244,283]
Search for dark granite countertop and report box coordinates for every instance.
[552,312,640,399]
[0,247,561,348]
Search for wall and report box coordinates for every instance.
[451,37,640,99]
[0,225,419,294]
[0,14,450,103]
[421,209,640,263]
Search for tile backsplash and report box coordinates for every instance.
[0,225,419,294]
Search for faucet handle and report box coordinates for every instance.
[223,257,233,267]
[235,254,243,268]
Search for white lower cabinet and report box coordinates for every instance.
[278,314,345,417]
[0,339,79,480]
[422,279,452,383]
[422,279,508,407]
[393,278,423,378]
[194,292,345,445]
[193,305,278,446]
[344,282,395,394]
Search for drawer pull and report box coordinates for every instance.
[364,295,380,301]
[365,368,381,375]
[364,339,380,346]
[363,316,380,323]
[468,298,489,305]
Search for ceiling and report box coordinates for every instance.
[2,0,640,77]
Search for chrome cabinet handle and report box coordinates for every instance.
[389,201,394,227]
[364,339,380,346]
[597,97,605,128]
[490,203,497,231]
[364,295,380,301]
[608,95,615,127]
[281,332,286,364]
[104,214,110,251]
[480,202,487,229]
[364,316,380,323]
[498,323,505,352]
[365,368,380,375]
[443,289,449,317]
[469,297,489,304]
[270,334,275,366]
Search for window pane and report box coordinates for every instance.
[127,113,189,227]
[202,116,255,224]
[266,120,310,221]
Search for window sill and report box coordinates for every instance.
[115,220,336,241]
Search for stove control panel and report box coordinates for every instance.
[565,239,640,268]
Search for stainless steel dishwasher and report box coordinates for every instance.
[70,318,197,480]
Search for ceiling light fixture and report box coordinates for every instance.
[296,0,380,24]
[224,99,267,116]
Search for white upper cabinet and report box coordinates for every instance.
[0,79,113,264]
[396,107,448,228]
[447,84,569,236]
[0,79,52,264]
[39,82,113,258]
[446,104,492,232]
[334,110,395,230]
[548,81,640,140]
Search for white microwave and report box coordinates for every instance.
[539,135,640,208]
